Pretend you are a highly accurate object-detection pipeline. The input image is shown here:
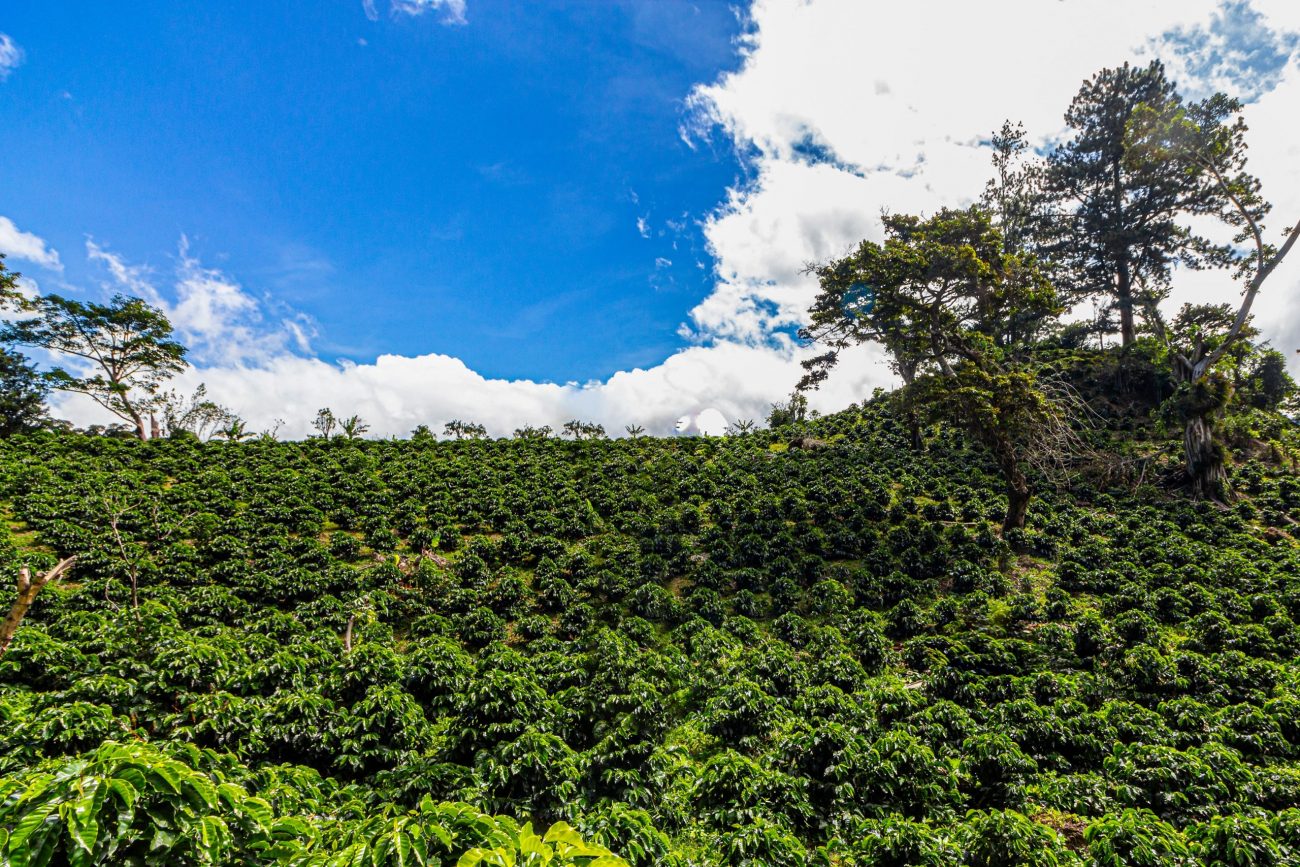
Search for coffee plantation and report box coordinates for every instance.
[2,375,1300,865]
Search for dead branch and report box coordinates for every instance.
[0,557,77,657]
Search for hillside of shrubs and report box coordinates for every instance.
[3,351,1300,866]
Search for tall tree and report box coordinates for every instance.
[0,348,48,436]
[0,257,49,435]
[562,420,606,440]
[0,293,187,440]
[445,419,488,440]
[981,121,1050,257]
[1127,93,1300,496]
[801,207,1070,531]
[513,424,553,440]
[340,414,370,440]
[1045,61,1225,346]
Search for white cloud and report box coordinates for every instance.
[0,34,22,80]
[85,239,155,298]
[389,0,467,25]
[54,237,887,436]
[86,239,317,365]
[0,217,61,270]
[682,0,1300,379]
[49,338,888,439]
[1150,0,1300,100]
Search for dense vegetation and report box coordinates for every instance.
[3,371,1300,864]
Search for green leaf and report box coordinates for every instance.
[271,817,317,841]
[8,801,59,865]
[457,847,514,867]
[144,761,183,796]
[541,823,584,848]
[197,814,230,860]
[65,777,107,857]
[240,796,275,835]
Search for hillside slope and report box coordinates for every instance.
[2,400,1300,864]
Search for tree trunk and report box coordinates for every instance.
[1003,470,1030,533]
[1110,155,1136,348]
[1116,261,1135,347]
[899,360,923,450]
[1184,412,1226,499]
[150,413,162,440]
[906,409,923,451]
[0,557,77,656]
[1174,349,1227,500]
[993,439,1030,533]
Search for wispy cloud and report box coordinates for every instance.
[0,217,61,270]
[367,0,467,25]
[393,0,467,25]
[0,34,22,81]
[86,238,317,365]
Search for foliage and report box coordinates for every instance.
[801,207,1069,530]
[0,348,47,437]
[5,60,1300,867]
[0,740,628,866]
[447,420,489,441]
[1041,61,1220,346]
[0,292,186,441]
[1,389,1298,863]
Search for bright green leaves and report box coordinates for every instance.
[0,743,256,865]
[455,821,627,867]
[801,206,1059,386]
[0,742,630,866]
[1084,809,1191,867]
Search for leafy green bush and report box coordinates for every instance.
[0,741,629,866]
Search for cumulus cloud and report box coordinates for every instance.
[0,34,22,80]
[49,337,888,439]
[682,0,1300,379]
[58,239,861,438]
[43,1,1300,436]
[0,217,61,270]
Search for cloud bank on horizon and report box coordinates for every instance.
[4,0,1300,438]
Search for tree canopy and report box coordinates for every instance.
[0,292,187,440]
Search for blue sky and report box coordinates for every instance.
[0,1,745,381]
[2,0,1299,437]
